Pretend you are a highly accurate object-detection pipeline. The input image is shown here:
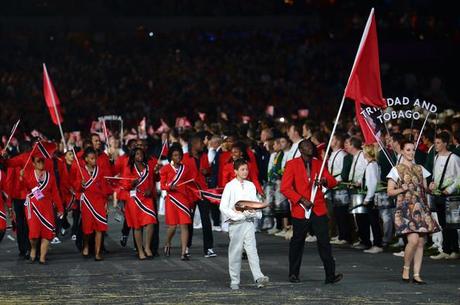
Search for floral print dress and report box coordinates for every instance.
[387,163,441,236]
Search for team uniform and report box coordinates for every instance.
[75,165,112,234]
[22,169,63,240]
[121,163,157,229]
[281,156,339,282]
[160,163,196,225]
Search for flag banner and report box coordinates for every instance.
[355,102,385,144]
[43,64,64,125]
[344,9,386,109]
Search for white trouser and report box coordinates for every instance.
[228,220,264,285]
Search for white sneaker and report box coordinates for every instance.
[305,235,317,242]
[331,239,347,245]
[71,234,77,241]
[204,249,217,258]
[275,230,287,237]
[430,252,450,260]
[390,240,404,248]
[230,284,239,290]
[393,250,405,257]
[330,236,339,242]
[255,276,269,288]
[51,237,61,245]
[267,227,280,235]
[284,228,293,240]
[212,226,222,232]
[447,252,459,260]
[364,246,383,254]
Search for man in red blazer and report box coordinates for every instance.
[281,139,343,284]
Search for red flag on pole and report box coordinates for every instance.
[43,64,64,125]
[345,8,386,108]
[344,8,386,143]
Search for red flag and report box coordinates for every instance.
[43,63,64,125]
[159,140,169,158]
[355,101,384,144]
[344,9,386,108]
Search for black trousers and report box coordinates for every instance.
[188,200,214,254]
[150,199,160,255]
[289,214,336,281]
[436,199,459,254]
[13,199,30,254]
[210,203,221,227]
[71,209,81,236]
[333,205,352,242]
[355,213,371,248]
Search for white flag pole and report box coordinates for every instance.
[43,63,67,152]
[415,111,430,149]
[310,8,376,203]
[2,119,20,153]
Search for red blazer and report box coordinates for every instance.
[221,161,263,195]
[4,152,53,199]
[182,152,210,190]
[22,169,64,214]
[281,157,337,218]
[57,160,75,210]
[114,154,129,176]
[0,169,11,209]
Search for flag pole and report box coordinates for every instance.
[310,8,376,203]
[361,114,395,167]
[2,119,20,153]
[415,111,431,149]
[43,63,67,152]
[71,147,85,180]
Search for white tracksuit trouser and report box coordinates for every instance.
[228,220,264,285]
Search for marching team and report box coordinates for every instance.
[0,120,459,288]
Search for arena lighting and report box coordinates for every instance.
[278,117,286,123]
[149,32,154,37]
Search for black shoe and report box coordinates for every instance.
[164,245,171,257]
[24,251,31,260]
[289,275,300,283]
[120,235,128,247]
[95,257,104,262]
[242,252,248,260]
[325,273,343,284]
[152,252,160,257]
[39,260,47,265]
[181,255,190,261]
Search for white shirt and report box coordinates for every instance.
[433,153,460,194]
[363,161,380,202]
[328,149,347,182]
[287,139,302,161]
[208,147,217,164]
[220,178,262,223]
[348,151,367,183]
